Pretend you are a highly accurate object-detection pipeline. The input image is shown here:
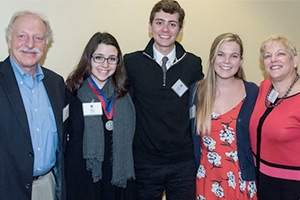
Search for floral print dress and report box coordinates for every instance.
[196,100,257,200]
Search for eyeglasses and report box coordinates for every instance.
[92,55,119,64]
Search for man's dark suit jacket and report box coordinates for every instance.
[0,56,65,200]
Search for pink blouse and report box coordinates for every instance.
[249,78,300,181]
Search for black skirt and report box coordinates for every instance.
[258,172,300,200]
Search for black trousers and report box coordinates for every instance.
[258,172,300,200]
[134,160,196,200]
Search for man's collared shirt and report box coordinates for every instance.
[10,56,57,176]
[153,45,176,70]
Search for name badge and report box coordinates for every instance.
[268,89,279,103]
[171,79,188,97]
[82,102,102,116]
[189,105,196,119]
[63,104,69,122]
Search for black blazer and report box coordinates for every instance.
[0,56,66,200]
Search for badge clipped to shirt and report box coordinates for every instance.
[82,102,102,116]
[189,105,196,119]
[63,104,69,122]
[268,89,279,103]
[172,79,188,97]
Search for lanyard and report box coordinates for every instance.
[88,76,115,120]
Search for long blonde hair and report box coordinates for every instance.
[195,33,245,135]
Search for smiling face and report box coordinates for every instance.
[7,14,47,74]
[213,41,243,80]
[148,10,183,55]
[262,41,298,82]
[91,43,118,89]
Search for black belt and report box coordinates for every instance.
[33,168,53,180]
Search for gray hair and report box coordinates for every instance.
[5,10,53,44]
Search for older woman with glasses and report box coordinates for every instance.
[249,34,300,200]
[64,32,136,200]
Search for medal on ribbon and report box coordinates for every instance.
[88,76,115,131]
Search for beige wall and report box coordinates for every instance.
[1,0,300,85]
[1,1,299,199]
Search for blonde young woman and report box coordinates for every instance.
[192,33,258,200]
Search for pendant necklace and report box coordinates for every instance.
[265,73,299,108]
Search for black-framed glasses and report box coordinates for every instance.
[92,55,119,64]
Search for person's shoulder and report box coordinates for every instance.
[183,52,202,63]
[42,67,63,80]
[257,78,272,92]
[243,80,259,97]
[175,41,201,59]
[185,51,201,58]
[0,56,10,69]
[65,87,78,103]
[244,80,258,87]
[124,50,143,59]
[244,80,258,90]
[260,78,271,85]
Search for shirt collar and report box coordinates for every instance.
[9,56,44,82]
[153,45,176,66]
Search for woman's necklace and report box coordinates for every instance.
[265,73,299,108]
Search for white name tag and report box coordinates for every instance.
[82,102,102,116]
[63,104,69,122]
[189,105,196,119]
[268,89,279,103]
[171,79,188,97]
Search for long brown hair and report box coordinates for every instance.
[66,32,128,99]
